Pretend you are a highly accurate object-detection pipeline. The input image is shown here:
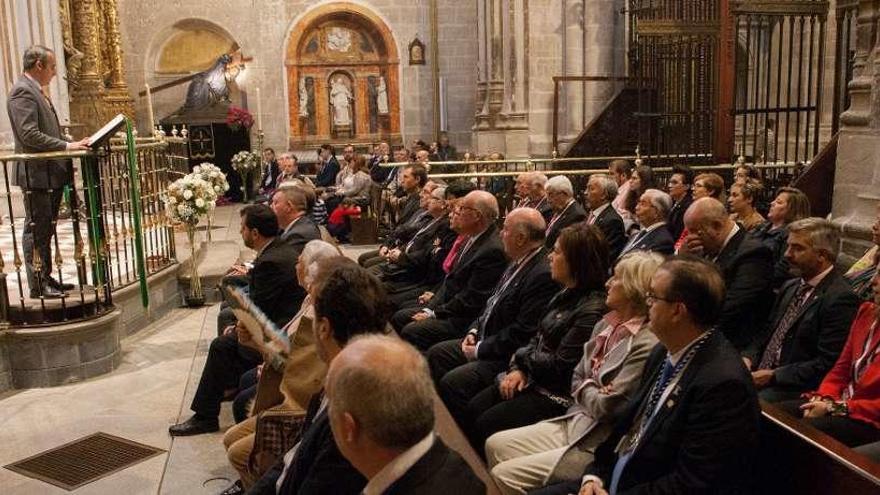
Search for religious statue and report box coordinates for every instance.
[330,77,353,127]
[299,78,309,117]
[376,76,389,115]
[327,27,352,52]
[181,54,241,111]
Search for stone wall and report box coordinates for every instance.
[117,0,477,154]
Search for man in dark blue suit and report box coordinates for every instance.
[743,217,860,402]
[327,335,484,495]
[314,143,340,188]
[533,256,760,495]
[618,189,674,259]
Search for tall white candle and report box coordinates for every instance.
[145,83,155,135]
[256,87,263,131]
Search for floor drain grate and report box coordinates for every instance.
[4,432,166,491]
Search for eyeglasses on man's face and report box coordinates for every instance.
[645,291,677,306]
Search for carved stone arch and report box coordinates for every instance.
[285,2,401,148]
[148,18,239,75]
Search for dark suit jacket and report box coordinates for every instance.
[591,204,626,262]
[7,75,71,189]
[280,215,321,254]
[587,332,761,494]
[744,268,860,391]
[546,201,587,249]
[397,192,422,227]
[429,224,508,331]
[474,248,561,361]
[513,287,607,396]
[279,393,366,495]
[260,160,281,192]
[250,237,304,328]
[314,157,340,188]
[619,224,674,258]
[666,193,693,241]
[369,154,392,183]
[384,216,456,278]
[713,229,775,350]
[386,438,484,495]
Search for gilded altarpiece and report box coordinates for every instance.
[286,10,400,148]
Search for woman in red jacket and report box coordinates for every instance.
[790,271,880,447]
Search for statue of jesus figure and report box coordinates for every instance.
[330,77,353,127]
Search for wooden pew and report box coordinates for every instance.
[759,401,880,494]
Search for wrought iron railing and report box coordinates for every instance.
[0,134,177,327]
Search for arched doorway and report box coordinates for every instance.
[286,3,401,148]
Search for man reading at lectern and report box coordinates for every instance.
[6,45,89,298]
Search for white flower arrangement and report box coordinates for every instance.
[230,150,259,173]
[163,175,218,225]
[192,162,230,198]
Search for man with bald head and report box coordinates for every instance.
[682,197,774,349]
[327,335,484,494]
[428,207,560,432]
[391,190,508,351]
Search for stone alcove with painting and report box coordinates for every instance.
[286,5,401,150]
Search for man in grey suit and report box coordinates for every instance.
[7,45,89,298]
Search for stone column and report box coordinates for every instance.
[99,0,134,118]
[832,0,880,260]
[68,0,107,134]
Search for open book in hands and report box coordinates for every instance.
[222,285,291,356]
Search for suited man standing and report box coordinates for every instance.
[391,190,508,350]
[535,256,760,495]
[7,45,89,298]
[743,217,860,402]
[681,197,774,350]
[428,208,559,429]
[545,176,587,249]
[619,189,674,258]
[584,174,626,262]
[327,335,484,495]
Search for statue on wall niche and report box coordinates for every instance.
[299,78,309,117]
[182,54,241,111]
[376,76,389,115]
[330,77,353,126]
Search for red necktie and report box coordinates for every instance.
[442,235,466,273]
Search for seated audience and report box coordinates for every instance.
[584,174,626,261]
[246,261,391,495]
[743,218,860,402]
[391,191,507,351]
[368,141,392,184]
[170,206,300,436]
[358,167,431,269]
[734,162,762,184]
[681,197,774,350]
[326,198,361,243]
[327,335,484,494]
[749,186,812,289]
[533,256,761,495]
[428,208,559,433]
[272,185,321,251]
[673,172,726,251]
[325,153,371,213]
[221,240,339,493]
[618,189,674,258]
[314,144,340,188]
[258,148,280,199]
[515,171,552,221]
[276,152,312,187]
[622,165,655,234]
[544,176,587,249]
[486,250,663,495]
[608,159,634,223]
[728,178,766,232]
[845,203,880,300]
[465,224,611,452]
[779,270,880,448]
[384,182,471,310]
[665,164,694,240]
[433,131,458,161]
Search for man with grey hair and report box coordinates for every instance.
[544,175,586,248]
[428,207,559,436]
[584,173,626,260]
[681,197,774,350]
[515,172,552,221]
[619,189,674,258]
[7,45,89,298]
[743,217,859,402]
[391,190,507,351]
[327,335,484,494]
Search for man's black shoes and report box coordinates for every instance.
[168,415,219,436]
